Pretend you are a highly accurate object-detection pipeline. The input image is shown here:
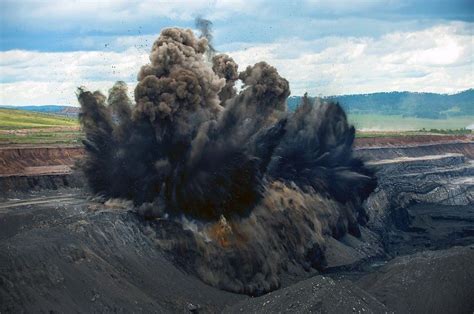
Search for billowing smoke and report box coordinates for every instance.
[78,26,376,295]
[212,54,239,104]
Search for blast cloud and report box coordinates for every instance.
[78,26,376,295]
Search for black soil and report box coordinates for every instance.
[1,189,473,313]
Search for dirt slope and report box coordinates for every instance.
[0,145,83,176]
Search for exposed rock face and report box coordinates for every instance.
[0,145,84,175]
[0,172,83,194]
[364,153,473,233]
[356,140,474,262]
[354,134,472,150]
[385,203,474,256]
[0,145,84,194]
[355,141,474,160]
[356,139,474,230]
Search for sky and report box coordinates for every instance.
[0,0,473,106]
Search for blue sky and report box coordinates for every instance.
[0,0,473,106]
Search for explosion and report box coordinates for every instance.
[78,25,376,295]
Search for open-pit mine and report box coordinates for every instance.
[1,133,473,313]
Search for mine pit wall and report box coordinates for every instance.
[0,145,85,195]
[357,142,474,234]
[1,141,473,197]
[354,141,474,161]
[0,145,84,175]
[0,173,84,195]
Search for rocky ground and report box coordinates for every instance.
[232,245,474,314]
[0,136,473,313]
[0,193,245,312]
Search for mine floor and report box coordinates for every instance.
[1,188,473,313]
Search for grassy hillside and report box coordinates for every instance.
[0,105,80,117]
[287,89,474,119]
[0,130,84,145]
[0,108,82,145]
[0,108,78,129]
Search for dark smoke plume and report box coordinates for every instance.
[78,27,376,295]
[195,16,216,57]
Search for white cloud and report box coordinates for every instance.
[0,22,472,105]
[227,22,473,95]
[0,81,137,106]
[0,48,147,105]
[0,48,148,83]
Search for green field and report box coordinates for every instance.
[348,114,473,131]
[0,108,471,145]
[0,108,78,130]
[0,108,82,145]
[0,130,84,145]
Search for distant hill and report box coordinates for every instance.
[2,89,473,120]
[0,105,80,117]
[288,89,474,119]
[0,108,78,129]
